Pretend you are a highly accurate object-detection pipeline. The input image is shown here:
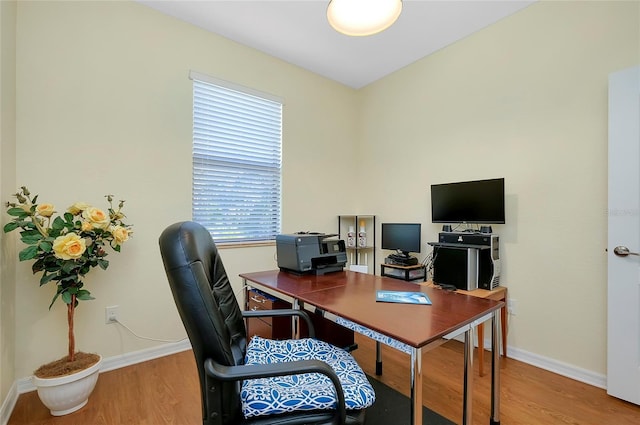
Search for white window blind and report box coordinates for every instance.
[191,71,282,243]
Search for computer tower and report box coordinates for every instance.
[433,246,479,291]
[479,235,500,290]
[432,234,500,291]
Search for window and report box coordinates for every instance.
[190,71,282,244]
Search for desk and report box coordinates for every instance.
[240,270,503,425]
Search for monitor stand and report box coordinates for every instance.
[387,251,419,266]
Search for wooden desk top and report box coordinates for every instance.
[422,281,507,301]
[240,270,504,349]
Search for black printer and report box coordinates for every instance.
[276,233,347,275]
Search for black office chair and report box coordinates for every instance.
[159,221,374,425]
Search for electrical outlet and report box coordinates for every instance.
[507,299,517,315]
[105,305,119,324]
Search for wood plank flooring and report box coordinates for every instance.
[8,334,640,424]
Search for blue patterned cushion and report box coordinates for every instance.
[241,336,375,418]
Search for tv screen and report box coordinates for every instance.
[381,223,421,256]
[431,178,505,224]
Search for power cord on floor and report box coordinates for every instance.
[114,318,188,343]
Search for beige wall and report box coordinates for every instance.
[358,1,639,375]
[0,0,17,408]
[3,0,639,394]
[12,0,357,378]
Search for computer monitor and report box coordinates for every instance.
[381,223,421,258]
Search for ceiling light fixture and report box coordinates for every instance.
[327,0,403,37]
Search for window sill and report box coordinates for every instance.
[217,240,275,249]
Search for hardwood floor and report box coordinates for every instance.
[8,334,640,424]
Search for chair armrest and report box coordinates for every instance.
[205,358,346,424]
[242,309,316,338]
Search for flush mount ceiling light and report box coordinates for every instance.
[327,0,403,37]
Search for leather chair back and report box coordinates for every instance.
[159,221,247,424]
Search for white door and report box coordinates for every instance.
[607,65,640,405]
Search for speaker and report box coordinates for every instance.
[442,224,452,232]
[480,225,493,234]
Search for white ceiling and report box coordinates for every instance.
[137,0,536,89]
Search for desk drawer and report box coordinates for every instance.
[248,290,281,311]
[246,289,291,340]
[245,289,355,349]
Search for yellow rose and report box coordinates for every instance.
[82,207,110,229]
[52,233,86,260]
[81,221,93,232]
[36,203,55,217]
[68,202,90,215]
[110,225,130,244]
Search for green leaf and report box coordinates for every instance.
[3,222,20,233]
[48,227,61,238]
[42,257,59,272]
[48,291,60,310]
[52,216,65,231]
[60,273,78,284]
[39,273,57,286]
[61,261,76,274]
[20,229,41,237]
[40,241,52,252]
[23,222,37,230]
[6,207,28,217]
[20,234,43,245]
[18,245,39,261]
[32,258,45,273]
[76,290,94,301]
[61,290,72,305]
[97,259,109,270]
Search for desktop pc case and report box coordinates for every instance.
[433,235,501,291]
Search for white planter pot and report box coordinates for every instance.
[32,355,102,416]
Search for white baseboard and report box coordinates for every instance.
[0,381,18,425]
[100,339,192,375]
[18,339,192,394]
[448,333,607,390]
[505,344,606,389]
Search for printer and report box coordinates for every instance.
[276,233,347,275]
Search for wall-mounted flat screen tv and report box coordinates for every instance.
[430,178,505,224]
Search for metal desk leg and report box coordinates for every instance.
[242,279,249,330]
[291,299,302,339]
[411,347,423,425]
[376,341,383,375]
[491,310,501,425]
[463,327,474,425]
